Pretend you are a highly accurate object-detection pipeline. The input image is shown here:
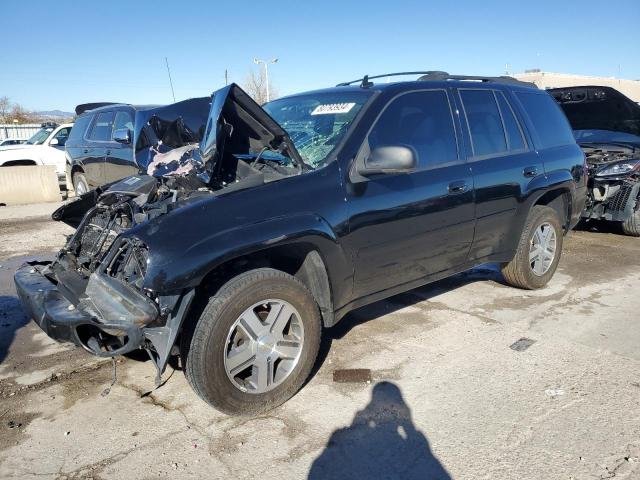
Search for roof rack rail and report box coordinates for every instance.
[336,71,448,87]
[418,72,535,86]
[336,71,535,88]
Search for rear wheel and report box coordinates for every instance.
[502,206,564,289]
[72,172,89,196]
[181,268,321,415]
[621,207,640,237]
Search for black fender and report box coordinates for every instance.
[137,212,352,310]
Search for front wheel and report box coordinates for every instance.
[181,268,321,415]
[502,206,564,290]
[621,208,640,237]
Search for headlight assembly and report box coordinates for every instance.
[595,159,640,177]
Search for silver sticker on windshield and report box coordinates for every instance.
[311,103,356,115]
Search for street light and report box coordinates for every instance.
[254,57,278,102]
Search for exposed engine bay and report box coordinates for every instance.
[581,143,640,222]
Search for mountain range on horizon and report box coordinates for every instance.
[34,109,74,119]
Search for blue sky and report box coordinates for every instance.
[1,0,638,111]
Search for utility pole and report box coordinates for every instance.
[254,57,278,102]
[618,64,622,84]
[164,57,176,102]
[225,69,228,86]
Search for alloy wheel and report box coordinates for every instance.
[224,299,304,394]
[529,222,557,276]
[75,180,87,195]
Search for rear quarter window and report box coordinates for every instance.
[515,92,575,148]
[67,114,93,146]
[88,111,115,142]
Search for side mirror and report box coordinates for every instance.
[49,138,59,146]
[357,145,417,177]
[113,128,131,144]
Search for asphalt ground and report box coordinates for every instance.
[0,202,638,479]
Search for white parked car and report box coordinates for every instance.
[0,138,27,146]
[0,122,73,186]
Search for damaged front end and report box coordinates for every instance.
[581,144,640,222]
[549,86,640,224]
[14,84,303,382]
[15,175,197,382]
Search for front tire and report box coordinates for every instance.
[182,268,321,415]
[621,208,640,237]
[502,206,564,289]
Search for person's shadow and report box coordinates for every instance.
[308,381,451,480]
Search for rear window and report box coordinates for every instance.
[89,111,115,142]
[515,92,575,148]
[67,114,92,145]
[460,89,507,157]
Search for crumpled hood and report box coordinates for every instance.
[134,83,302,186]
[549,86,640,137]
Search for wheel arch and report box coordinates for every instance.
[191,241,336,328]
[1,159,37,167]
[533,188,572,232]
[70,163,85,176]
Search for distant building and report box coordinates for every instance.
[513,71,640,102]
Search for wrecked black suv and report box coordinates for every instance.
[15,73,587,415]
[549,86,640,236]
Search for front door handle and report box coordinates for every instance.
[448,180,468,194]
[523,166,538,178]
[83,149,89,154]
[105,150,111,156]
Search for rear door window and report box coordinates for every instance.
[496,92,526,151]
[515,92,575,148]
[460,89,507,157]
[89,112,115,142]
[368,90,458,168]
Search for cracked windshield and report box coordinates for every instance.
[263,91,371,168]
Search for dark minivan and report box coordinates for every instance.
[66,101,211,195]
[17,73,587,415]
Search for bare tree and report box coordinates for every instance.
[0,96,65,124]
[8,103,32,124]
[0,96,10,123]
[243,68,278,105]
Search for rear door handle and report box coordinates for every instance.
[448,180,468,194]
[523,166,538,178]
[83,149,89,154]
[106,150,111,155]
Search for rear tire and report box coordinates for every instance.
[502,206,563,290]
[621,209,640,237]
[72,172,89,196]
[181,268,321,415]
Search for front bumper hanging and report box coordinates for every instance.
[14,262,145,356]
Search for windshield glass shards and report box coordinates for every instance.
[263,91,371,168]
